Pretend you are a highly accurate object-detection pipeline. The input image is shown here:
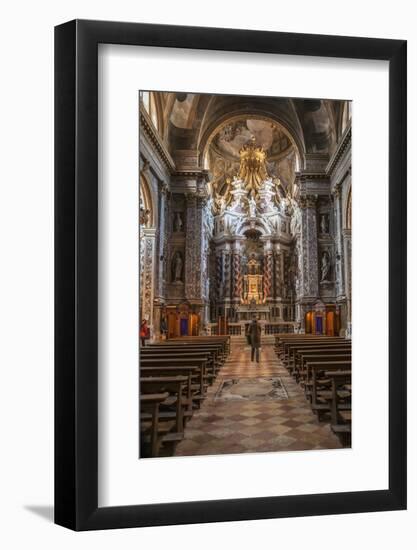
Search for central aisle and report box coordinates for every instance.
[174,342,342,456]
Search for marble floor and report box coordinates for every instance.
[174,342,342,457]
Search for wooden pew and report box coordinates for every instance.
[140,365,200,410]
[274,334,343,355]
[295,347,351,382]
[155,343,227,363]
[277,336,346,356]
[308,361,351,420]
[140,376,189,434]
[161,336,230,357]
[148,343,226,366]
[299,353,351,400]
[141,349,218,381]
[281,340,350,371]
[140,392,169,457]
[325,370,352,444]
[145,343,222,361]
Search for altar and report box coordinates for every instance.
[236,303,271,321]
[242,273,264,304]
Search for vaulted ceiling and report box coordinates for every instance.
[141,91,351,196]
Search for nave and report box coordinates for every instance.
[174,342,342,456]
[140,335,351,458]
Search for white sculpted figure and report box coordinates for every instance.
[172,251,183,282]
[320,251,331,282]
[290,206,301,235]
[232,175,244,191]
[265,177,275,195]
[320,214,328,234]
[249,196,257,217]
[174,212,183,232]
[219,196,227,213]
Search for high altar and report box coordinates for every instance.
[207,137,297,326]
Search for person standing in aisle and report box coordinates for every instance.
[248,317,261,363]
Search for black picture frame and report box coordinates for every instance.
[55,19,407,531]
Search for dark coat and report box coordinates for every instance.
[248,321,261,348]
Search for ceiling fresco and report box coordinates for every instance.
[212,119,292,160]
[208,118,296,198]
[141,92,350,200]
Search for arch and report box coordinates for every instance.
[139,172,155,228]
[198,110,305,171]
[234,217,271,237]
[344,185,352,230]
[339,100,352,137]
[141,91,164,137]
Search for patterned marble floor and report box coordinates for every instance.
[174,342,342,457]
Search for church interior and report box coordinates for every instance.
[139,91,352,458]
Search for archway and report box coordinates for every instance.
[200,112,304,175]
[139,173,156,334]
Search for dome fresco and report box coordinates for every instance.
[207,119,296,201]
[212,118,292,160]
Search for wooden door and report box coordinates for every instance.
[326,311,335,336]
[167,312,178,338]
[305,311,313,333]
[189,313,199,336]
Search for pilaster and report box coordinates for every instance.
[299,194,319,299]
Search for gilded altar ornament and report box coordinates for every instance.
[237,137,269,199]
[209,136,282,212]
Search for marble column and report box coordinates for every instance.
[155,181,168,304]
[263,241,273,300]
[185,194,205,302]
[141,227,157,337]
[343,228,352,338]
[231,242,242,300]
[333,183,346,299]
[214,250,224,303]
[299,194,319,299]
[273,249,282,299]
[223,246,232,304]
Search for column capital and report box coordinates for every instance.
[332,182,343,198]
[185,192,197,206]
[143,227,157,238]
[159,180,169,195]
[299,194,318,209]
[140,157,150,175]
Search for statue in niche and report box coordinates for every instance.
[320,250,331,282]
[248,196,257,217]
[290,206,301,235]
[172,251,183,282]
[213,195,226,214]
[174,212,184,232]
[320,214,329,234]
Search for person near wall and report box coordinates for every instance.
[248,317,261,363]
[140,319,150,346]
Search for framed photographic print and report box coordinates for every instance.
[55,20,407,530]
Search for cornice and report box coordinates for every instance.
[140,108,175,173]
[296,172,330,181]
[326,123,352,177]
[172,170,210,179]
